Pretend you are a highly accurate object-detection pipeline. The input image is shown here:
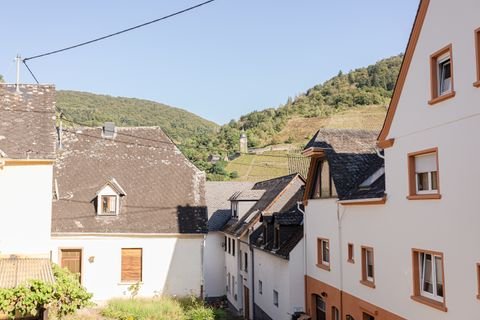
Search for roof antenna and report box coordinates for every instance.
[15,54,21,93]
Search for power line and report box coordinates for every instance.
[22,60,40,84]
[23,0,216,62]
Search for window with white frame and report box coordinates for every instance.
[231,201,238,217]
[415,153,438,194]
[317,238,330,269]
[419,252,444,302]
[437,54,452,96]
[101,195,117,214]
[273,290,279,307]
[361,247,375,287]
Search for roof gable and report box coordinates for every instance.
[377,0,430,148]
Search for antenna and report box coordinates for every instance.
[15,54,21,92]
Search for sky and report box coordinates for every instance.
[0,0,419,125]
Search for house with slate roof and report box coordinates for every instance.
[0,84,57,293]
[222,173,305,319]
[204,181,254,300]
[250,186,305,320]
[51,124,208,300]
[303,1,480,319]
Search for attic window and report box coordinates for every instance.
[101,195,117,214]
[310,159,337,199]
[359,167,385,189]
[429,45,455,105]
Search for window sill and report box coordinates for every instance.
[477,294,480,300]
[411,295,447,312]
[360,280,375,289]
[347,259,355,264]
[474,81,480,88]
[428,91,456,105]
[407,194,442,200]
[119,281,143,285]
[316,263,331,271]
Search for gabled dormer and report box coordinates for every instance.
[309,157,337,199]
[96,178,126,216]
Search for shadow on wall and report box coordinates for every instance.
[176,205,208,234]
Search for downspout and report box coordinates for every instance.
[297,201,307,314]
[337,202,345,319]
[374,147,385,159]
[250,240,256,320]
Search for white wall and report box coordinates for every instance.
[237,201,257,219]
[224,234,241,310]
[204,232,226,298]
[0,164,53,255]
[253,244,304,320]
[51,235,204,301]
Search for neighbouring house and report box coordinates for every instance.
[50,124,208,301]
[204,181,254,300]
[222,173,305,319]
[303,1,480,319]
[250,187,305,320]
[0,84,57,319]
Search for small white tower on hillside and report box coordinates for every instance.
[239,131,248,154]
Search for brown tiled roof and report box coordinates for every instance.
[0,256,55,288]
[304,129,378,154]
[0,84,57,159]
[223,174,304,237]
[52,127,207,234]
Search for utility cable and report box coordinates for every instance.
[23,0,215,62]
[22,60,40,84]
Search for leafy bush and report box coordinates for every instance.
[229,171,239,179]
[0,264,92,320]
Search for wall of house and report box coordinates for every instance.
[203,232,226,299]
[0,164,53,255]
[51,235,204,301]
[224,234,241,311]
[253,242,305,320]
[237,201,257,219]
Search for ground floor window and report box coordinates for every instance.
[315,295,326,320]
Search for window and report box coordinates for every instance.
[259,280,263,294]
[332,307,339,320]
[310,159,337,199]
[429,44,455,104]
[101,195,117,214]
[408,149,440,200]
[348,243,354,263]
[362,313,375,320]
[244,252,248,272]
[273,290,279,307]
[263,225,267,245]
[361,247,375,288]
[227,272,231,293]
[315,295,325,320]
[121,248,142,283]
[228,238,231,254]
[317,238,330,271]
[475,28,480,87]
[239,250,243,270]
[477,263,480,299]
[232,239,236,256]
[232,201,238,217]
[412,249,446,311]
[232,276,236,300]
[224,236,227,252]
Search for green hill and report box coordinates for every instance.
[56,90,219,142]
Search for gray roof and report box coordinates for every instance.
[304,129,378,154]
[205,181,254,232]
[223,174,305,237]
[0,84,57,159]
[52,127,207,234]
[229,189,265,201]
[0,256,55,288]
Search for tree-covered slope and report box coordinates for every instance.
[56,90,219,142]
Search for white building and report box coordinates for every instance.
[51,125,208,301]
[303,1,480,319]
[222,173,305,319]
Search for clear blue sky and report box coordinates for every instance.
[0,0,419,124]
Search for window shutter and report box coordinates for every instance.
[121,248,142,282]
[415,153,437,173]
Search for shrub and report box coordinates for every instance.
[229,171,239,179]
[0,264,92,320]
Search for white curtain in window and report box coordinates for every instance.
[415,153,437,173]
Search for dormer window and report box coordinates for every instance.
[310,159,337,199]
[231,201,238,218]
[96,178,126,216]
[101,195,117,214]
[273,226,280,249]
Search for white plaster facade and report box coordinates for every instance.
[51,235,204,301]
[305,1,480,319]
[0,163,53,255]
[203,231,226,299]
[253,240,305,320]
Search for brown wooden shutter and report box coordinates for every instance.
[121,248,142,282]
[61,249,82,282]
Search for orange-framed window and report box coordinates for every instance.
[317,238,330,271]
[361,246,375,288]
[348,243,354,263]
[407,148,441,200]
[429,44,455,105]
[475,28,480,87]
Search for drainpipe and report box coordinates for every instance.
[337,202,346,319]
[297,201,307,314]
[374,147,385,159]
[250,241,256,320]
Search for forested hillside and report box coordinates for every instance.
[56,91,219,142]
